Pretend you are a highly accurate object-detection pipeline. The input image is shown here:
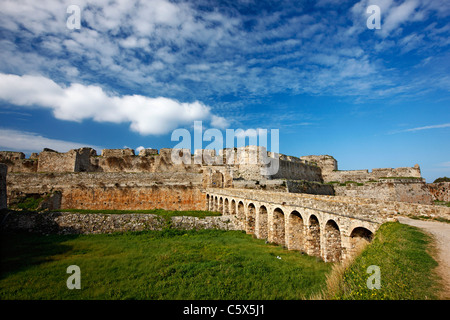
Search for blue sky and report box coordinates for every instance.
[0,0,449,182]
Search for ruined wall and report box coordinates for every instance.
[428,182,450,202]
[7,172,205,211]
[90,148,202,173]
[0,151,37,173]
[0,211,236,235]
[0,163,6,209]
[333,180,434,205]
[268,158,323,182]
[300,155,337,179]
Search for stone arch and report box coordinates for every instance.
[231,199,236,215]
[237,201,245,220]
[307,215,321,257]
[350,227,373,252]
[257,205,268,239]
[206,194,210,211]
[214,196,218,211]
[288,210,304,252]
[272,208,285,246]
[246,203,256,234]
[219,197,223,213]
[324,219,342,262]
[224,198,229,215]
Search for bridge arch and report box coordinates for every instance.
[287,210,304,252]
[237,201,245,220]
[257,205,268,239]
[231,199,236,215]
[307,214,321,258]
[324,219,342,262]
[271,208,286,246]
[350,226,373,252]
[219,197,223,213]
[224,198,229,215]
[247,203,256,234]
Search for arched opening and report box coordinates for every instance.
[247,203,256,234]
[272,208,285,246]
[324,220,342,262]
[214,196,219,212]
[257,205,268,239]
[219,197,223,213]
[288,211,304,252]
[211,172,224,188]
[350,227,373,252]
[224,198,229,215]
[307,215,321,257]
[238,201,245,220]
[206,194,210,211]
[231,200,236,215]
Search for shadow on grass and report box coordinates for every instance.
[0,231,79,280]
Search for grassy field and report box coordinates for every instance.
[319,222,440,300]
[0,221,442,300]
[0,229,331,300]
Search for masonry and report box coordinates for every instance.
[2,145,449,264]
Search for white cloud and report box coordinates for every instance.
[0,128,102,153]
[0,73,228,135]
[390,123,450,134]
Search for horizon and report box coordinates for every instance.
[0,0,449,183]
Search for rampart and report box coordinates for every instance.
[301,155,422,183]
[7,172,205,211]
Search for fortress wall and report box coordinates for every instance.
[333,181,434,205]
[300,155,337,178]
[269,158,323,182]
[0,164,6,209]
[90,148,202,173]
[7,172,205,211]
[0,151,38,173]
[326,169,371,183]
[428,182,450,202]
[37,150,79,172]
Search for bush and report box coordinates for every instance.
[433,177,450,183]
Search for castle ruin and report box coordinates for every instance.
[1,146,449,262]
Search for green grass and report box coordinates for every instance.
[408,214,450,224]
[433,200,450,208]
[0,229,331,300]
[321,222,440,300]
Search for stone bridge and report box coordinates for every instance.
[205,188,396,262]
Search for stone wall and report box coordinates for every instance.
[428,182,450,202]
[300,154,422,183]
[0,211,237,235]
[0,163,6,209]
[7,172,206,211]
[0,151,37,173]
[333,180,434,204]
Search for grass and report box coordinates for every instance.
[407,214,450,224]
[317,222,440,300]
[433,200,450,208]
[0,229,332,300]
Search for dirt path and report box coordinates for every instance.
[398,216,450,299]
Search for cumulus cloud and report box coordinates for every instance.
[0,128,102,153]
[0,73,229,135]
